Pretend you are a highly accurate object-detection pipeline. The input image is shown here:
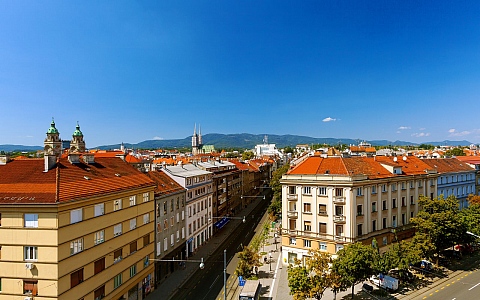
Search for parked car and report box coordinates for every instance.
[362,283,374,293]
[370,274,399,291]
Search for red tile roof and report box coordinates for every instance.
[147,170,185,196]
[421,158,474,173]
[0,156,155,204]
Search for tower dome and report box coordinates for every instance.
[72,122,83,137]
[47,118,59,134]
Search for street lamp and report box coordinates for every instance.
[269,252,272,271]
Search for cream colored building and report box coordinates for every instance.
[0,121,156,300]
[281,155,438,264]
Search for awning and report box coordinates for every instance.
[214,217,230,229]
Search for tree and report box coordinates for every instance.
[445,147,465,157]
[267,163,290,220]
[287,250,332,300]
[467,194,480,206]
[411,195,467,264]
[283,146,295,154]
[460,197,480,239]
[242,151,255,160]
[235,245,261,278]
[331,242,377,299]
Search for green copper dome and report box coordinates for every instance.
[72,122,83,137]
[47,118,59,134]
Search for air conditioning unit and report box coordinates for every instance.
[25,263,35,270]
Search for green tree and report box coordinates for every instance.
[267,163,290,220]
[331,242,377,299]
[445,147,465,156]
[235,245,261,278]
[242,151,255,160]
[283,146,295,154]
[460,197,480,239]
[411,195,467,264]
[287,250,332,300]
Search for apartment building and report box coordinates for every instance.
[146,171,186,287]
[160,163,213,256]
[422,158,476,208]
[0,121,156,300]
[455,156,480,198]
[281,155,438,264]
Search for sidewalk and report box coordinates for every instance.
[145,193,266,300]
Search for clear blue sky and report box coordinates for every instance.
[1,1,479,147]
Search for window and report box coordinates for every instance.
[130,218,137,230]
[372,202,377,212]
[171,199,174,212]
[94,257,105,274]
[289,237,296,245]
[383,237,388,245]
[402,182,406,190]
[94,203,104,217]
[319,222,327,234]
[143,192,149,202]
[382,200,387,210]
[114,199,122,211]
[318,204,327,215]
[71,268,84,288]
[402,197,406,207]
[410,196,414,205]
[130,241,137,254]
[392,198,397,208]
[391,183,396,191]
[371,186,377,194]
[23,280,38,296]
[114,248,122,263]
[143,213,150,224]
[303,203,311,213]
[176,198,180,209]
[144,255,150,267]
[335,206,343,216]
[129,195,136,206]
[94,285,105,300]
[24,246,38,261]
[335,188,343,197]
[130,264,137,278]
[114,273,122,289]
[318,187,327,196]
[94,230,104,245]
[357,205,363,216]
[382,184,387,192]
[392,216,397,228]
[70,209,83,224]
[304,240,311,248]
[171,234,174,246]
[319,242,327,251]
[357,187,363,196]
[288,186,296,194]
[303,186,311,195]
[114,223,122,237]
[164,238,168,251]
[372,220,377,231]
[382,218,387,229]
[304,221,311,232]
[70,238,84,255]
[163,201,168,215]
[357,224,363,236]
[402,213,406,225]
[411,211,414,219]
[410,181,414,188]
[418,180,423,187]
[24,213,38,228]
[143,234,150,246]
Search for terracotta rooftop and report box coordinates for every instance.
[421,158,474,173]
[147,170,185,196]
[0,156,155,204]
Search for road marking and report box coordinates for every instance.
[441,287,445,289]
[447,284,450,286]
[469,282,480,291]
[210,275,220,289]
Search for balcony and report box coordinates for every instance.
[333,196,346,204]
[335,235,346,243]
[288,211,298,218]
[287,194,298,201]
[333,215,346,223]
[318,211,328,216]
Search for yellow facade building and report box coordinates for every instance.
[0,121,156,300]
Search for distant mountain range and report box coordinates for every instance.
[0,134,474,152]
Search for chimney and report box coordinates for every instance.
[44,154,57,172]
[0,153,11,165]
[83,153,95,164]
[68,153,80,164]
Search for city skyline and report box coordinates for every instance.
[1,1,480,147]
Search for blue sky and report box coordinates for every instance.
[1,1,479,147]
